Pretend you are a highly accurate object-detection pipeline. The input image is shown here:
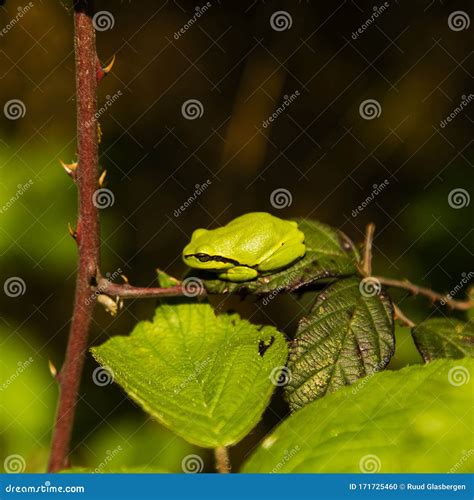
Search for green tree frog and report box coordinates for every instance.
[182,212,306,282]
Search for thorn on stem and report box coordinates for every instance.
[68,223,78,240]
[96,55,115,82]
[59,159,78,180]
[98,170,107,187]
[120,274,129,284]
[49,360,58,379]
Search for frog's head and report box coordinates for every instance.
[182,228,235,270]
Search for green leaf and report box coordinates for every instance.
[285,277,395,410]
[412,318,474,362]
[63,466,169,474]
[91,302,288,448]
[198,219,359,295]
[243,359,474,473]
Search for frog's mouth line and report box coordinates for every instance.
[185,253,254,268]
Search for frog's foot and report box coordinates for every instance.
[218,266,258,282]
[258,243,306,272]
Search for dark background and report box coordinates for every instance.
[0,0,472,472]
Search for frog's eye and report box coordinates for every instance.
[195,253,212,262]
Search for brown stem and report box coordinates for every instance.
[214,446,231,473]
[96,279,195,299]
[374,276,473,311]
[48,0,99,472]
[361,223,375,277]
[393,303,416,328]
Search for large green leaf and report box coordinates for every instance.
[91,302,288,448]
[286,278,394,410]
[197,219,359,295]
[412,318,474,362]
[243,359,474,473]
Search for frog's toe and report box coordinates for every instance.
[218,266,258,282]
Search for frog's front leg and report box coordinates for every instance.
[218,266,258,282]
[258,242,306,272]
